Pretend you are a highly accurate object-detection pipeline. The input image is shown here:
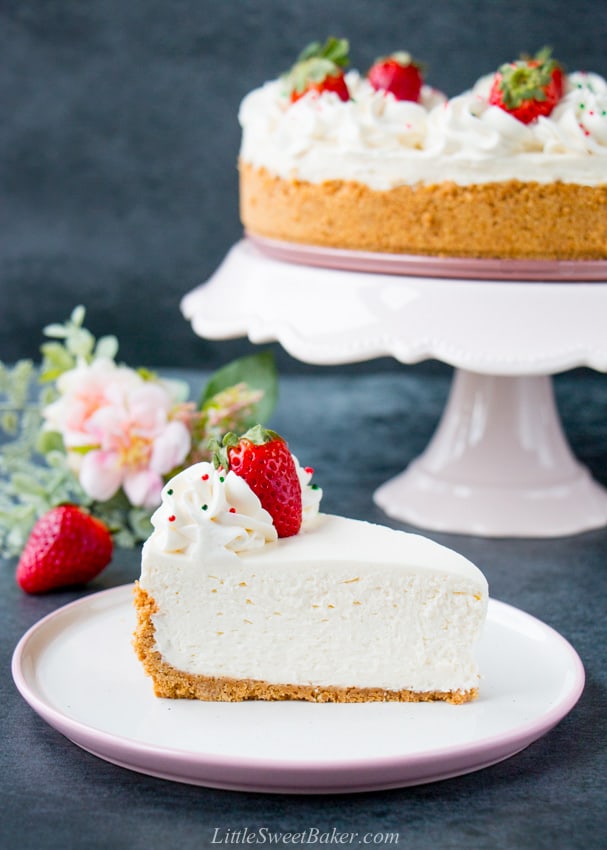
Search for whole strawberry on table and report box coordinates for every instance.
[16,505,113,594]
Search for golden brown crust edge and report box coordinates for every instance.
[239,163,607,260]
[132,583,478,705]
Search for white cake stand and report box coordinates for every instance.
[182,238,607,538]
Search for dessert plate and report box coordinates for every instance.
[249,234,607,282]
[12,585,584,794]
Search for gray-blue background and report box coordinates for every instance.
[2,0,606,370]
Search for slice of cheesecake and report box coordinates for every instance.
[133,449,488,704]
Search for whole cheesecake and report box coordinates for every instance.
[239,41,607,260]
[133,430,488,704]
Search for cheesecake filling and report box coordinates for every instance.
[138,462,487,694]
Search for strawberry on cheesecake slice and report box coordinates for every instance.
[214,425,303,538]
[133,428,488,704]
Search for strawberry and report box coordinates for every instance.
[488,47,564,124]
[215,426,302,538]
[282,37,350,104]
[16,505,113,594]
[368,51,424,102]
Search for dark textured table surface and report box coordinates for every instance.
[2,366,606,850]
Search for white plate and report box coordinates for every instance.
[12,585,584,794]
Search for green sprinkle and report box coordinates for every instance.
[201,504,208,511]
[167,488,174,495]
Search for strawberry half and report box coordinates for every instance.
[16,505,113,594]
[488,47,564,124]
[368,51,424,102]
[215,426,302,538]
[282,37,350,104]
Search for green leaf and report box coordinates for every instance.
[129,508,153,541]
[42,323,70,339]
[70,304,86,327]
[94,335,119,361]
[137,367,158,381]
[297,37,349,68]
[65,327,95,359]
[10,473,48,498]
[36,429,65,455]
[39,341,75,381]
[200,351,278,424]
[1,411,18,434]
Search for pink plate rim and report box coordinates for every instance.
[247,234,607,282]
[11,586,586,794]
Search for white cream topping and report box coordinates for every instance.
[140,467,488,692]
[149,462,277,558]
[147,457,322,559]
[293,454,323,522]
[239,69,607,188]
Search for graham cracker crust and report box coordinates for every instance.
[239,163,607,260]
[132,583,478,705]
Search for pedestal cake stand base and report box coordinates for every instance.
[374,370,607,537]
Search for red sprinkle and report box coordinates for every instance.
[168,515,176,522]
[201,473,209,481]
[305,466,314,475]
[229,507,236,513]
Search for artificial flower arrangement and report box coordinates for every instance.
[0,306,278,592]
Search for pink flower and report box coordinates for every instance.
[43,358,191,507]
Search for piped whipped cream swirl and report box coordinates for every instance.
[239,70,446,189]
[293,455,323,522]
[239,68,607,187]
[148,458,323,559]
[428,71,607,157]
